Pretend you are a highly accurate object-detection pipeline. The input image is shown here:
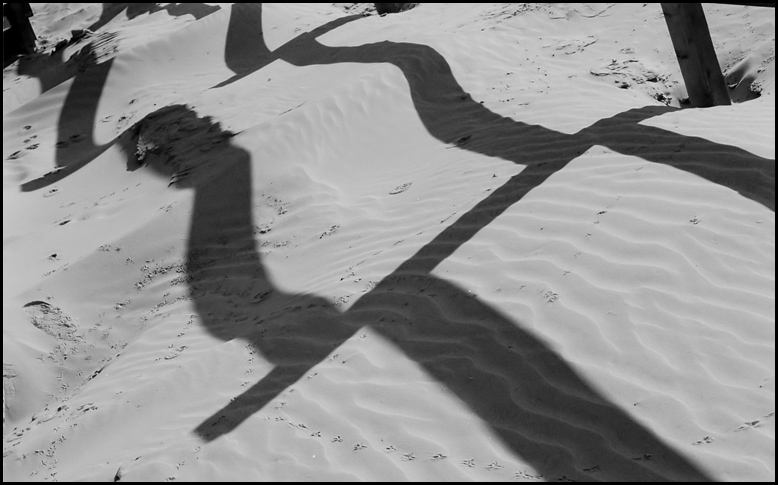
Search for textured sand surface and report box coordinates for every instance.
[3,3,775,482]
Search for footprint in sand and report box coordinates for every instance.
[389,182,412,195]
[513,470,543,480]
[157,345,187,361]
[319,225,340,239]
[452,134,473,146]
[556,475,578,482]
[692,436,714,445]
[23,301,77,340]
[734,420,764,432]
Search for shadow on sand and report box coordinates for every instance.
[10,4,221,96]
[21,3,776,481]
[133,102,709,482]
[87,3,221,35]
[18,4,222,192]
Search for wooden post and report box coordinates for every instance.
[3,3,36,61]
[374,3,412,15]
[661,3,731,107]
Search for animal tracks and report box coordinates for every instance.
[631,453,653,462]
[389,182,412,195]
[319,225,340,239]
[156,345,187,361]
[691,411,774,445]
[733,413,773,432]
[692,436,714,445]
[513,470,543,480]
[266,412,519,476]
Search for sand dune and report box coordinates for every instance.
[3,3,774,482]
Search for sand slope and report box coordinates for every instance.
[3,3,775,482]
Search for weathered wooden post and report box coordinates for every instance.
[3,2,36,62]
[374,3,413,15]
[661,3,731,107]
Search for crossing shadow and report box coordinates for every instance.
[20,3,776,481]
[134,103,712,481]
[214,4,773,211]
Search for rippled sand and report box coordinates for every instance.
[3,3,774,481]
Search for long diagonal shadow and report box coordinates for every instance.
[188,5,772,480]
[19,4,774,481]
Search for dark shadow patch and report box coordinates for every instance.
[87,3,220,34]
[10,3,221,102]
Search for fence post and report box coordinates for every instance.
[661,3,731,107]
[3,3,36,62]
[374,3,412,15]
